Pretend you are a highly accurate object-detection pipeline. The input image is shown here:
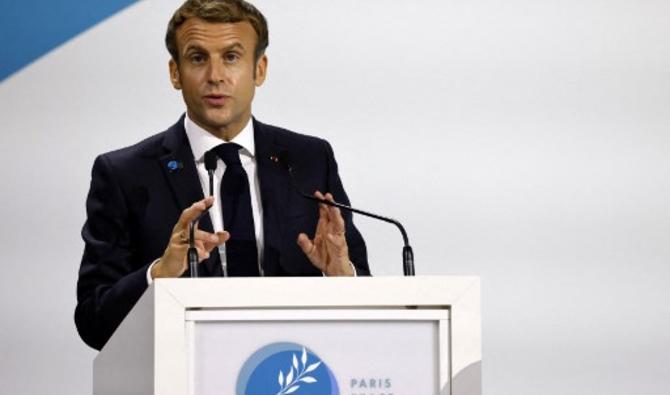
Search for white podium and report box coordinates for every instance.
[93,276,481,395]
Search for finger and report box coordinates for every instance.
[215,231,230,244]
[191,231,228,262]
[173,196,215,231]
[170,226,217,247]
[299,233,325,259]
[297,233,326,271]
[194,243,211,262]
[315,203,329,233]
[318,193,344,231]
[297,233,316,258]
[202,231,230,251]
[194,229,222,244]
[314,190,329,210]
[329,205,346,232]
[320,192,338,223]
[311,192,329,235]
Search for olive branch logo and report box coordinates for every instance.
[276,346,322,395]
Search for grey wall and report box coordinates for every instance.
[0,0,668,394]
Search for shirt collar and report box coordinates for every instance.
[184,114,256,162]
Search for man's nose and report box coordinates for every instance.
[207,60,226,83]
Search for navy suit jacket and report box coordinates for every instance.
[75,116,369,350]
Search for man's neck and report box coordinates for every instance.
[187,113,252,142]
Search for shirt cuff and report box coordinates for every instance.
[146,259,161,285]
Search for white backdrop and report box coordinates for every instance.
[1,0,669,394]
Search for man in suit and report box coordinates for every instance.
[75,0,369,351]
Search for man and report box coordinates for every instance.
[75,0,369,351]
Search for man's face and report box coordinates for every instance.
[169,18,267,139]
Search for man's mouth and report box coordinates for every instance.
[203,94,229,106]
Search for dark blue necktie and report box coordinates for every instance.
[213,143,260,276]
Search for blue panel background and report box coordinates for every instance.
[0,0,139,81]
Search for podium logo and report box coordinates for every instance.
[236,342,340,395]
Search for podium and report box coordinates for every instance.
[93,276,481,395]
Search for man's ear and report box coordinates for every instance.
[169,59,181,89]
[254,54,268,87]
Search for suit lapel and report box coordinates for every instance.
[254,119,291,274]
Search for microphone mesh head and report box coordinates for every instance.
[204,150,218,171]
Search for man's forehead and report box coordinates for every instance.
[177,18,257,48]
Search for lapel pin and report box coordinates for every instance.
[167,160,183,173]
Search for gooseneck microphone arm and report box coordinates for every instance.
[189,151,219,278]
[274,153,416,276]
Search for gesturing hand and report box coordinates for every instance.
[297,191,354,276]
[151,196,229,279]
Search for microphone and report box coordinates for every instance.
[189,150,219,278]
[273,151,415,276]
[204,150,218,197]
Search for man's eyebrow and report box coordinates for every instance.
[182,42,247,55]
[222,43,246,52]
[183,43,206,55]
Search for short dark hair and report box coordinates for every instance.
[166,0,269,63]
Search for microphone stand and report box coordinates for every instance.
[188,219,200,278]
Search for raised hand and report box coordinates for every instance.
[297,191,354,276]
[151,196,229,278]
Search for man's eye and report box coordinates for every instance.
[190,54,205,64]
[224,53,240,63]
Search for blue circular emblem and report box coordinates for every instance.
[167,160,180,171]
[236,342,339,395]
